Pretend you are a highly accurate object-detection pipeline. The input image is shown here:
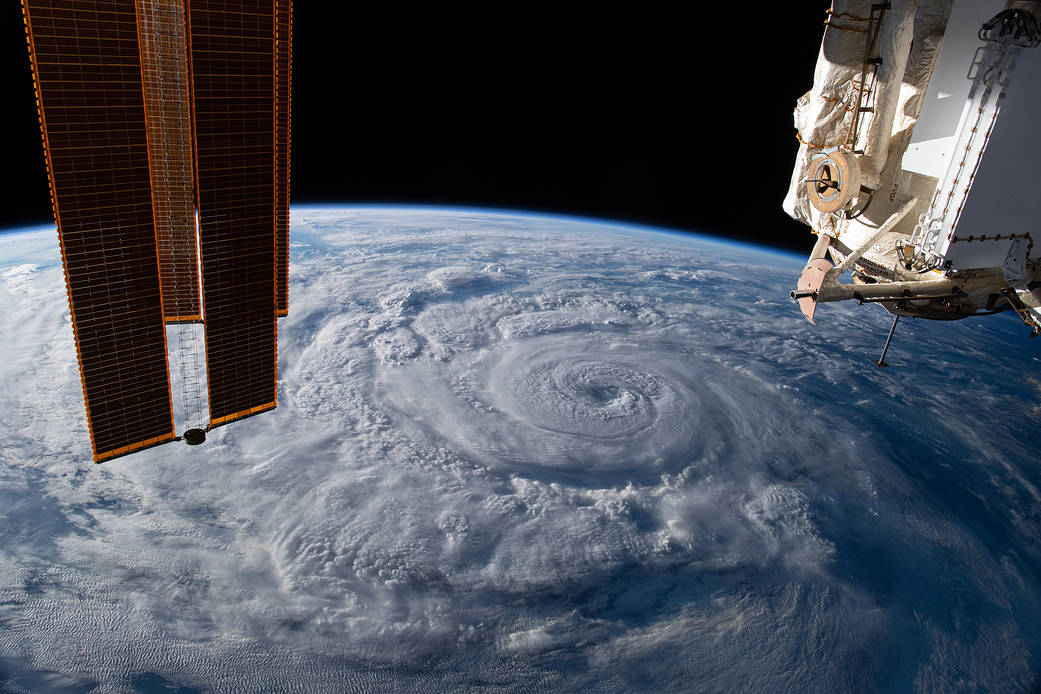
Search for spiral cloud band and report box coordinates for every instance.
[0,208,1038,692]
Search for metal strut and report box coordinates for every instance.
[873,315,899,367]
[1001,288,1041,337]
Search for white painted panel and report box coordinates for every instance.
[951,40,1041,264]
[901,0,1005,177]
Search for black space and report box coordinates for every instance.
[2,4,830,253]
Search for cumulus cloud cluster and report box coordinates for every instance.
[0,210,1038,692]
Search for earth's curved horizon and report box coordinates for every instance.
[0,206,1038,693]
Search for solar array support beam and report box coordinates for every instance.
[137,0,202,323]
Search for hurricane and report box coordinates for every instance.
[1,207,1038,693]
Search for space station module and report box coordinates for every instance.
[786,0,1041,343]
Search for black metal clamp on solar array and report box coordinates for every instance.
[181,429,207,446]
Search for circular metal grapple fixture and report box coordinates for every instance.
[806,149,861,214]
[182,428,207,446]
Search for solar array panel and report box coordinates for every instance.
[137,0,201,323]
[275,0,291,316]
[24,0,175,462]
[187,0,278,427]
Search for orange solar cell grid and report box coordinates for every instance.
[274,0,291,317]
[137,0,201,323]
[23,0,175,462]
[187,0,277,427]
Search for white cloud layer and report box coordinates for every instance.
[0,209,1038,692]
